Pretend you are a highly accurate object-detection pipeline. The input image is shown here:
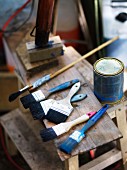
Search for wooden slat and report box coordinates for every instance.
[66,46,94,89]
[0,109,63,170]
[65,155,79,170]
[0,72,19,111]
[80,148,122,170]
[16,34,61,76]
[27,36,63,62]
[115,103,127,169]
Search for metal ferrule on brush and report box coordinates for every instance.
[40,111,96,142]
[19,85,30,92]
[20,90,45,109]
[69,131,85,143]
[29,99,55,120]
[32,90,45,101]
[46,82,81,124]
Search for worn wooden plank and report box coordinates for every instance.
[0,72,19,111]
[16,33,61,77]
[27,36,63,62]
[4,132,18,156]
[0,109,63,170]
[116,103,127,169]
[80,148,122,170]
[65,155,79,170]
[66,46,94,89]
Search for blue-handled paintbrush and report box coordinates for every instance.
[40,111,96,142]
[29,93,87,120]
[20,79,79,109]
[58,104,109,154]
[9,37,118,102]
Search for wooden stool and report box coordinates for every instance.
[1,42,127,169]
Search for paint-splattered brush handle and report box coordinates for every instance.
[68,104,109,147]
[81,104,109,133]
[47,79,79,94]
[71,94,87,103]
[58,104,109,154]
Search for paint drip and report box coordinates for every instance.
[93,57,124,104]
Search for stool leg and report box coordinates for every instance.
[116,102,127,169]
[4,131,18,156]
[65,155,79,170]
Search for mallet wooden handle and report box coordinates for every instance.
[50,36,119,79]
[35,0,55,47]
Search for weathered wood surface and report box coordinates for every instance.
[17,46,122,161]
[0,72,19,111]
[65,155,79,170]
[80,148,122,170]
[115,103,127,169]
[0,109,63,170]
[27,36,63,62]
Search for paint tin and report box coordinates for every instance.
[93,57,124,104]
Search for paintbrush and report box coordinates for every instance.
[29,93,87,120]
[20,79,79,109]
[40,111,96,142]
[58,104,109,154]
[9,37,118,102]
[45,82,81,124]
[8,75,51,102]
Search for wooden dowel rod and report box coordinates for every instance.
[51,36,119,79]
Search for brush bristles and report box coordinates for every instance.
[40,128,57,142]
[59,138,78,154]
[29,102,45,120]
[46,109,68,124]
[9,91,22,102]
[20,94,36,109]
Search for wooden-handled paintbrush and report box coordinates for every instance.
[20,79,79,109]
[29,82,81,120]
[58,104,109,154]
[29,93,87,120]
[40,111,96,142]
[8,75,51,102]
[9,36,118,102]
[45,82,81,124]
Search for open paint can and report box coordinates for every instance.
[93,57,124,104]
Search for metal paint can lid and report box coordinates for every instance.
[93,57,124,76]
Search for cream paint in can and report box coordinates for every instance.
[93,57,124,104]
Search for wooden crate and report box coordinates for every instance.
[0,72,19,111]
